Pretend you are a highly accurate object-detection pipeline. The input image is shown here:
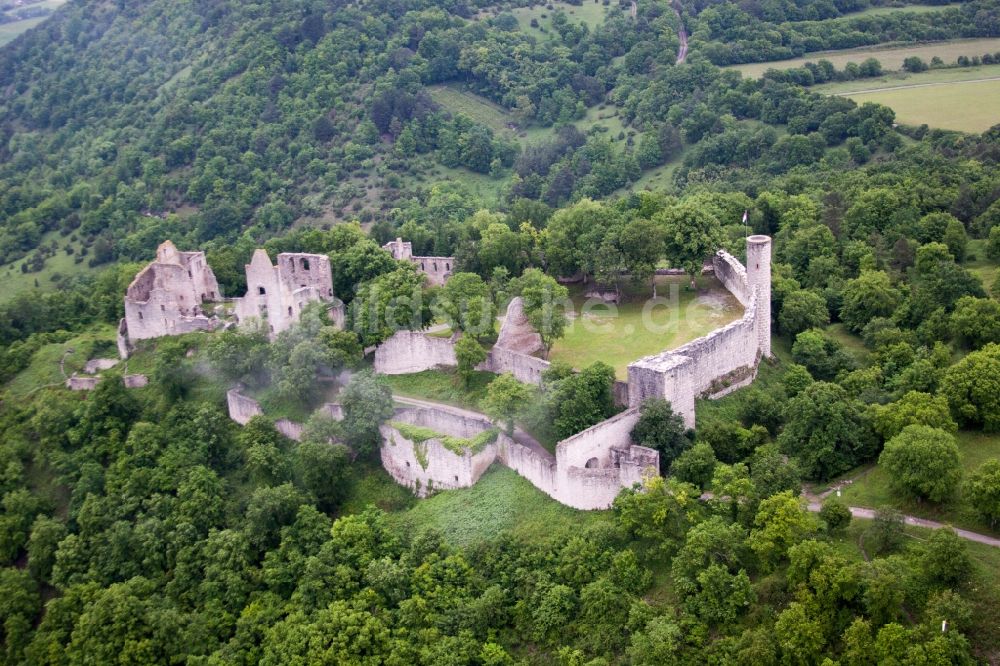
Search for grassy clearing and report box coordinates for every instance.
[509,0,612,41]
[837,430,1000,538]
[844,2,963,17]
[385,464,612,547]
[728,37,1000,78]
[549,274,744,379]
[4,324,119,397]
[843,78,1000,132]
[825,322,870,365]
[967,238,998,296]
[0,231,101,303]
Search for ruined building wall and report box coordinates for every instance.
[120,241,222,355]
[373,330,458,374]
[226,388,264,426]
[234,250,336,336]
[383,237,454,286]
[379,406,500,496]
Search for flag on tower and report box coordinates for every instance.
[742,209,748,236]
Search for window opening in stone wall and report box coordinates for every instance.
[302,258,310,271]
[138,311,143,320]
[433,262,437,271]
[258,286,266,295]
[585,457,599,468]
[287,306,292,316]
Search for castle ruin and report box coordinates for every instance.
[383,237,454,286]
[118,241,223,357]
[118,241,343,357]
[234,249,341,336]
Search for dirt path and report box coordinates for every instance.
[834,75,1000,96]
[671,0,688,64]
[392,394,552,460]
[804,501,1000,548]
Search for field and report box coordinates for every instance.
[383,464,612,547]
[428,84,630,146]
[728,37,1000,78]
[836,430,1000,538]
[549,274,744,378]
[0,0,66,46]
[968,239,999,297]
[845,2,962,17]
[845,78,1000,132]
[508,0,613,41]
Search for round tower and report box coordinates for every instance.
[745,235,772,358]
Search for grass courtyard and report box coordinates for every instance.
[549,274,744,379]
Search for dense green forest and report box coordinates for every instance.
[3,0,1000,663]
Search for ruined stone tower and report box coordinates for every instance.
[745,234,772,358]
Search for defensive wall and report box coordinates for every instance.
[222,236,770,510]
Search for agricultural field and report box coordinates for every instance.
[843,77,1000,132]
[0,0,66,46]
[728,37,1000,78]
[814,62,1000,94]
[845,2,963,17]
[836,430,1000,538]
[549,274,744,379]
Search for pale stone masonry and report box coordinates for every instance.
[118,241,342,357]
[119,241,223,356]
[233,249,337,336]
[383,237,455,286]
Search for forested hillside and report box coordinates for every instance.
[6,0,993,282]
[3,0,1000,663]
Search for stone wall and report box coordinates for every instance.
[66,376,100,390]
[379,406,499,496]
[226,388,263,425]
[234,250,337,336]
[556,408,641,469]
[382,238,454,286]
[120,241,221,355]
[484,347,550,385]
[123,374,149,388]
[712,251,751,306]
[373,330,458,374]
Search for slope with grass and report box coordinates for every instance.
[836,431,1000,538]
[385,464,612,547]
